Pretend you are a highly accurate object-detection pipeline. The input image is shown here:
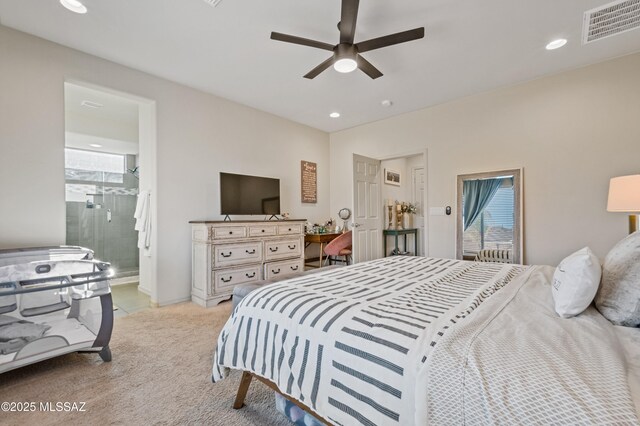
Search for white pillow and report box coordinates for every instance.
[551,247,602,318]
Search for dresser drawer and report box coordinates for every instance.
[264,259,304,281]
[213,265,262,292]
[249,225,277,237]
[213,242,262,267]
[264,238,302,260]
[212,226,247,240]
[278,224,303,235]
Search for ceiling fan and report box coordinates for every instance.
[270,0,425,80]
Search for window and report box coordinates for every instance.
[64,148,125,184]
[463,182,514,255]
[457,169,522,264]
[65,149,125,173]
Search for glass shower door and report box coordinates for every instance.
[65,149,139,278]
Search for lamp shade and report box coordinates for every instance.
[607,175,640,212]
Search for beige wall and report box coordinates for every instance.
[330,53,640,266]
[0,26,330,305]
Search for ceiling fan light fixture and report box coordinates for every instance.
[270,0,424,79]
[60,0,88,14]
[333,58,358,73]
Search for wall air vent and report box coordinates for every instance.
[202,0,223,7]
[583,0,640,44]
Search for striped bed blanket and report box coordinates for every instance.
[212,256,640,425]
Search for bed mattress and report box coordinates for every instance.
[212,256,640,425]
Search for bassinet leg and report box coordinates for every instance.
[99,346,112,362]
[233,371,253,409]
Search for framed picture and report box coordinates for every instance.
[384,168,401,186]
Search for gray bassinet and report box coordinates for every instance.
[0,246,113,373]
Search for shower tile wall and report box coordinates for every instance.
[66,154,139,276]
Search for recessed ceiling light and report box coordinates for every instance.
[60,0,87,14]
[546,39,567,50]
[381,100,393,107]
[333,58,358,74]
[81,100,103,109]
[89,144,102,148]
[329,112,341,118]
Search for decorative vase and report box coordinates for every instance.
[397,211,404,229]
[405,214,413,229]
[387,206,393,229]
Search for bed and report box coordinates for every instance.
[212,256,640,425]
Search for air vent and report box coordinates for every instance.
[583,0,640,44]
[81,100,104,109]
[202,0,223,7]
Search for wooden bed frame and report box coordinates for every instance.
[233,371,332,425]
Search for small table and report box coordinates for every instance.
[383,228,418,257]
[304,233,341,268]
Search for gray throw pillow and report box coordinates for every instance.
[595,231,640,327]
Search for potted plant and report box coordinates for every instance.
[401,202,418,229]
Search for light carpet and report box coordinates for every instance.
[0,301,290,426]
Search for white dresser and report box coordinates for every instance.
[190,220,306,307]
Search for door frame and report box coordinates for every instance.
[64,79,159,305]
[409,164,425,256]
[351,149,429,261]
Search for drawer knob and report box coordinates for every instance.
[246,249,256,255]
[269,247,279,252]
[272,268,281,275]
[288,228,292,231]
[229,231,233,235]
[261,229,265,233]
[291,265,299,271]
[221,252,232,258]
[288,245,296,250]
[246,272,256,278]
[221,277,232,283]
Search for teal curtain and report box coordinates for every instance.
[463,178,504,231]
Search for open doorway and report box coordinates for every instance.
[64,82,156,314]
[352,151,427,263]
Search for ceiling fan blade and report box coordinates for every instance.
[356,56,383,79]
[355,27,425,53]
[340,0,360,44]
[304,57,335,79]
[271,32,335,51]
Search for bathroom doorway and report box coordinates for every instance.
[64,82,150,314]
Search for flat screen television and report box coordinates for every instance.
[220,172,281,216]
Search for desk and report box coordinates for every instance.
[383,228,418,257]
[304,233,341,268]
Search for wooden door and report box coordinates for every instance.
[352,154,382,263]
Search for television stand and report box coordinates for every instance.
[223,215,231,222]
[266,215,280,221]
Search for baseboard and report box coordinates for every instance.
[110,275,140,286]
[157,296,191,307]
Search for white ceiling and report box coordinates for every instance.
[64,83,139,154]
[2,0,640,132]
[65,83,139,128]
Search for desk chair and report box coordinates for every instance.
[324,231,352,266]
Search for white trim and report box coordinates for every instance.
[159,296,194,307]
[110,275,140,286]
[351,149,430,260]
[63,79,159,304]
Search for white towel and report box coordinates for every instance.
[134,190,152,257]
